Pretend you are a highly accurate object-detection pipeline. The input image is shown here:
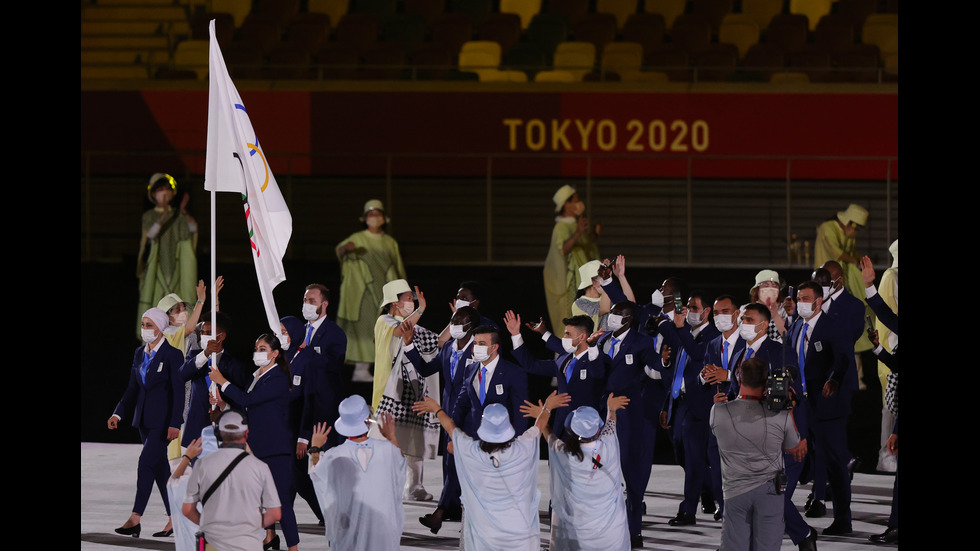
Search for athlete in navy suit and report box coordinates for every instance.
[785,282,855,536]
[451,326,527,440]
[108,310,185,536]
[405,307,481,532]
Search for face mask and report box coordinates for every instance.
[449,324,467,340]
[606,314,624,331]
[302,303,319,321]
[200,334,214,350]
[172,311,188,327]
[686,310,703,326]
[739,322,760,342]
[831,277,842,291]
[821,286,832,300]
[572,201,585,216]
[454,299,471,309]
[281,337,290,350]
[562,336,580,354]
[650,289,665,307]
[141,328,157,343]
[714,314,734,333]
[472,344,490,362]
[400,300,415,315]
[797,301,816,319]
[758,287,779,304]
[253,351,272,367]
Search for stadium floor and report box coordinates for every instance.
[81,442,895,550]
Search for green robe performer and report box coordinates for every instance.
[336,200,406,381]
[544,185,600,334]
[136,173,198,339]
[814,203,873,352]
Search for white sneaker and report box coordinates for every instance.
[405,486,433,501]
[351,363,374,383]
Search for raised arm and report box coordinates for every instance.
[413,396,457,436]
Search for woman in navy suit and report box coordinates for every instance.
[107,307,184,538]
[210,333,299,551]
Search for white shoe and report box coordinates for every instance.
[351,363,374,383]
[878,453,898,473]
[405,486,433,501]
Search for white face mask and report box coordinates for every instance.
[302,303,319,321]
[472,344,490,362]
[739,322,761,342]
[714,314,734,333]
[141,328,157,343]
[449,324,467,340]
[606,314,624,331]
[821,286,832,300]
[797,300,816,319]
[454,299,471,309]
[172,311,188,327]
[758,287,779,305]
[400,300,415,315]
[562,336,580,354]
[253,351,272,367]
[200,334,214,350]
[281,337,290,350]
[650,289,665,307]
[686,310,703,327]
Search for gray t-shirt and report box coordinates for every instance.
[184,447,281,551]
[709,398,800,500]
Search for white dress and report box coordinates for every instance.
[310,438,407,551]
[452,427,542,551]
[547,418,630,551]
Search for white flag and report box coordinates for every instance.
[205,19,291,336]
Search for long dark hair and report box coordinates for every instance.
[479,439,514,455]
[561,431,586,462]
[256,333,292,389]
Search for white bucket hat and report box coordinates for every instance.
[578,260,602,290]
[334,395,373,437]
[569,406,603,440]
[380,279,412,308]
[836,204,869,227]
[552,185,576,213]
[477,403,515,443]
[750,269,781,293]
[359,199,390,223]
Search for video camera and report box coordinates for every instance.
[764,366,795,412]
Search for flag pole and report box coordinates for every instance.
[209,23,218,408]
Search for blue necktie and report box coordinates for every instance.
[798,322,810,393]
[721,341,730,373]
[204,357,213,389]
[140,349,157,384]
[304,324,314,347]
[450,348,461,380]
[478,366,487,404]
[608,337,620,358]
[565,356,578,383]
[744,348,754,362]
[671,348,688,399]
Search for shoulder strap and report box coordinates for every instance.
[201,452,249,506]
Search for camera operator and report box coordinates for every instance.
[710,358,807,551]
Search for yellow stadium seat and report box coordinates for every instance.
[644,0,686,30]
[211,0,253,27]
[173,39,209,79]
[740,0,782,30]
[554,41,596,80]
[500,0,542,29]
[534,70,577,82]
[601,42,643,77]
[459,40,502,79]
[719,14,760,59]
[309,0,350,28]
[862,14,897,56]
[597,0,638,29]
[789,0,833,31]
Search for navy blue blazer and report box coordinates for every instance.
[730,336,809,438]
[596,326,661,397]
[662,322,721,423]
[825,290,866,345]
[452,357,528,440]
[220,366,292,458]
[868,291,898,335]
[405,338,474,419]
[511,338,605,438]
[702,332,745,403]
[601,279,665,336]
[785,314,853,421]
[114,340,185,430]
[178,350,247,446]
[294,318,347,442]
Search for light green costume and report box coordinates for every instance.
[544,217,599,334]
[814,218,872,352]
[136,207,197,339]
[876,240,898,401]
[336,230,406,364]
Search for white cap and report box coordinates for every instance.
[334,395,372,437]
[568,406,602,440]
[578,260,602,290]
[380,279,412,308]
[552,185,576,213]
[836,204,869,227]
[476,403,515,443]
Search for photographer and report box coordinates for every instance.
[710,358,807,551]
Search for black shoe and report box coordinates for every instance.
[263,534,280,550]
[804,500,826,518]
[630,534,643,548]
[822,521,852,536]
[114,524,141,538]
[803,492,814,512]
[419,514,443,534]
[714,509,723,521]
[668,512,696,526]
[798,527,818,551]
[701,499,717,514]
[869,526,898,544]
[847,458,860,481]
[641,501,647,514]
[443,506,463,521]
[152,528,173,537]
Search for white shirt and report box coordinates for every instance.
[796,311,822,361]
[473,354,500,396]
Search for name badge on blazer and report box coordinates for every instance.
[814,341,823,352]
[293,375,302,386]
[579,369,587,380]
[314,346,321,354]
[625,354,634,365]
[156,362,164,372]
[495,384,504,395]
